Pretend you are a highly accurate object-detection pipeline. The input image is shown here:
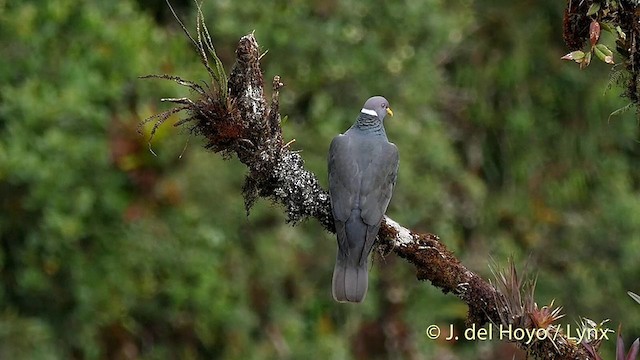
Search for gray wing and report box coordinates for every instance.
[360,141,399,226]
[328,134,360,223]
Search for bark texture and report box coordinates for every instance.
[144,32,593,360]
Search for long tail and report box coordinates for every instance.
[332,209,370,303]
[332,260,368,303]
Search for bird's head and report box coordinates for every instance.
[361,96,393,121]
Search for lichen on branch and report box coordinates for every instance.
[140,5,595,358]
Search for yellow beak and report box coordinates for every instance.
[386,107,394,117]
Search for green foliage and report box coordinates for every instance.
[562,0,640,106]
[0,0,639,359]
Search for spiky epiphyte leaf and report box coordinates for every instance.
[490,258,564,331]
[629,291,640,305]
[582,341,605,360]
[140,2,240,154]
[577,318,611,350]
[617,325,640,360]
[490,258,529,328]
[165,0,228,99]
[530,299,565,329]
[194,1,228,99]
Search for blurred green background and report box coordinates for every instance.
[1,0,639,359]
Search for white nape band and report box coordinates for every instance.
[360,108,378,117]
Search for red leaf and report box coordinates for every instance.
[618,332,626,360]
[590,21,601,46]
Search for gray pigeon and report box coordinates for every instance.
[328,96,399,303]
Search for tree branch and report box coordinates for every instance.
[143,31,593,360]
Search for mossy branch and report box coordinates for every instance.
[140,7,596,359]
